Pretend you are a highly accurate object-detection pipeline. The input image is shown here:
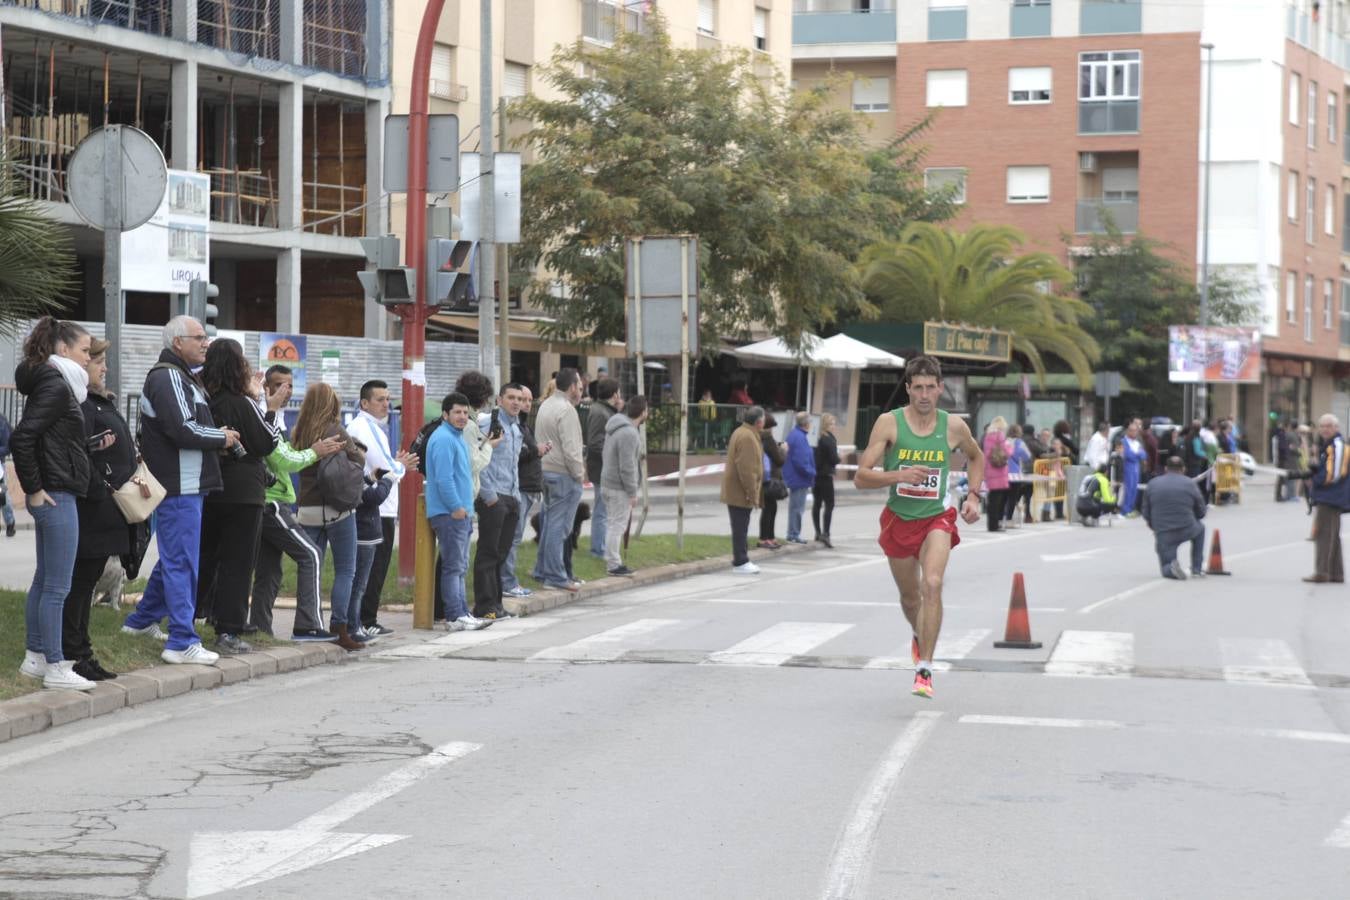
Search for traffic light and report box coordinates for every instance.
[358,235,416,307]
[188,279,220,336]
[428,238,477,311]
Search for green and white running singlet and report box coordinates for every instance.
[884,408,952,521]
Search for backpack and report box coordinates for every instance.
[988,440,1009,468]
[408,419,440,476]
[316,449,364,512]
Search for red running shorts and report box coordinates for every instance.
[877,507,960,560]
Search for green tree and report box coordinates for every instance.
[0,164,75,334]
[511,16,949,349]
[858,222,1100,386]
[1073,223,1258,418]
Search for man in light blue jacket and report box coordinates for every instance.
[783,411,817,543]
[425,392,490,632]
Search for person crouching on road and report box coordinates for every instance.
[1141,456,1207,580]
[722,406,766,575]
[1303,414,1349,584]
[601,395,647,577]
[427,392,491,631]
[1075,464,1118,527]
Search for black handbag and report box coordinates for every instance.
[765,476,789,501]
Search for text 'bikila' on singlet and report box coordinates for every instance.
[884,408,952,521]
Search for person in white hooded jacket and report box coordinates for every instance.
[599,396,648,576]
[346,380,408,637]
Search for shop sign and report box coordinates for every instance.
[923,322,1012,362]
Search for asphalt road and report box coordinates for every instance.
[3,477,1350,898]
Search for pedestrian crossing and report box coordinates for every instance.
[375,615,1331,689]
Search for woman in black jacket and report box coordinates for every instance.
[196,339,280,656]
[12,317,101,691]
[61,338,137,681]
[812,412,841,548]
[757,413,787,550]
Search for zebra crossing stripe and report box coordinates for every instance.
[1219,638,1314,688]
[1045,630,1135,678]
[705,622,855,667]
[529,619,687,662]
[864,628,991,673]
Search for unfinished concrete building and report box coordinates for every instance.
[0,0,389,337]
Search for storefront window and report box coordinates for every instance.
[821,368,851,429]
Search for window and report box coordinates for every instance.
[925,167,967,204]
[502,63,529,99]
[430,43,455,99]
[1305,275,1315,341]
[1287,270,1297,324]
[754,8,768,51]
[926,69,968,107]
[1309,80,1318,148]
[1326,279,1335,330]
[852,77,890,112]
[1341,281,1350,344]
[1327,184,1337,235]
[1290,71,1301,125]
[1009,67,1052,104]
[1102,167,1138,200]
[1007,165,1050,202]
[698,0,716,35]
[1307,177,1317,243]
[1078,50,1140,101]
[1288,170,1299,221]
[1331,92,1339,144]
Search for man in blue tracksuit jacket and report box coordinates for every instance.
[425,391,489,631]
[783,411,817,543]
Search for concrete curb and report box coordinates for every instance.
[0,543,821,745]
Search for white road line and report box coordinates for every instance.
[959,714,1125,730]
[529,618,686,662]
[1045,630,1135,678]
[819,712,942,900]
[1242,727,1350,745]
[705,622,855,667]
[370,609,589,659]
[865,628,994,673]
[0,712,172,771]
[1324,812,1350,848]
[1220,638,1314,689]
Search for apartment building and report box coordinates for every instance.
[0,0,390,354]
[792,0,1350,458]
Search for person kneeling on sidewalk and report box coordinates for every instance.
[601,395,647,577]
[1142,456,1206,580]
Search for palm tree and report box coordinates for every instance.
[858,222,1100,387]
[0,161,75,335]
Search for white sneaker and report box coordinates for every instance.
[122,622,169,641]
[19,650,47,680]
[42,659,95,691]
[161,643,220,665]
[733,562,761,575]
[454,615,491,632]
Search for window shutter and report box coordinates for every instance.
[1009,66,1051,101]
[925,70,968,107]
[503,63,528,99]
[698,0,716,33]
[431,44,452,85]
[754,8,768,42]
[1007,166,1050,201]
[851,77,890,111]
[1102,167,1138,194]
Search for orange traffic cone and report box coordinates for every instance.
[994,572,1042,649]
[1206,529,1232,575]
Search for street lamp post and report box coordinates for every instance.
[1196,41,1216,423]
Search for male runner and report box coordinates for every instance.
[856,355,984,699]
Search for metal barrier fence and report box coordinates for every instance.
[1030,456,1069,510]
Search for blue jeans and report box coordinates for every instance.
[533,472,582,586]
[26,491,77,663]
[590,481,607,557]
[351,543,378,623]
[303,514,356,629]
[786,487,809,541]
[502,492,538,592]
[429,514,473,620]
[125,493,205,652]
[0,474,15,529]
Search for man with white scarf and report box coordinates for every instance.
[347,379,407,636]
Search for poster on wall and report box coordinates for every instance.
[120,170,211,293]
[260,333,308,394]
[1167,326,1262,384]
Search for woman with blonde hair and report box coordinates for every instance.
[293,383,366,650]
[981,415,1012,532]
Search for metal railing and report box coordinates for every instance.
[1076,199,1139,234]
[1079,99,1139,134]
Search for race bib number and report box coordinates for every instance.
[894,465,940,500]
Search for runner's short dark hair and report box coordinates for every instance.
[904,355,943,385]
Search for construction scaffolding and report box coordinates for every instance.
[302,0,366,79]
[195,0,281,60]
[4,0,172,38]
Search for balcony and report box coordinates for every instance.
[581,0,643,45]
[1010,2,1051,38]
[1079,99,1139,134]
[928,5,966,41]
[1076,199,1138,234]
[792,1,896,45]
[1080,0,1141,35]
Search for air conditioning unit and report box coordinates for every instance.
[1078,152,1098,173]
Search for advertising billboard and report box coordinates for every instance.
[1168,326,1262,384]
[120,169,211,292]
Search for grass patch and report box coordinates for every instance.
[0,592,282,701]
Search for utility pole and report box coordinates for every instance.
[478,0,497,385]
[1197,42,1216,422]
[497,96,511,385]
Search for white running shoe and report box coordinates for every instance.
[454,615,492,632]
[122,623,169,641]
[161,643,220,665]
[19,650,47,680]
[43,659,95,691]
[733,562,761,575]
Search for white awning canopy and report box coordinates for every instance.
[728,334,905,370]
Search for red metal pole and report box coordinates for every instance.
[396,0,446,586]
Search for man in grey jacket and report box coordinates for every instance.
[585,377,622,560]
[532,368,586,591]
[1141,455,1207,579]
[600,396,647,576]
